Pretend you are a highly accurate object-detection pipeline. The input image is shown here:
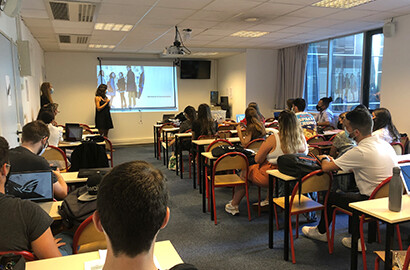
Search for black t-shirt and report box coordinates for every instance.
[9,146,57,183]
[0,193,53,251]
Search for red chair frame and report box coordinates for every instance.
[391,142,405,155]
[0,251,36,261]
[46,145,69,171]
[307,134,326,144]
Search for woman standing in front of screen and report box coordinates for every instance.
[95,84,114,137]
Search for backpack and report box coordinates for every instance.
[277,154,321,179]
[58,186,97,229]
[69,141,109,172]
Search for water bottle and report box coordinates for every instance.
[389,167,403,212]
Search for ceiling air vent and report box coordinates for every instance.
[59,35,71,43]
[76,36,89,44]
[50,2,69,21]
[78,4,96,22]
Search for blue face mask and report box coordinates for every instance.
[344,127,355,141]
[50,88,55,94]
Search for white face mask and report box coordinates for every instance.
[50,88,55,94]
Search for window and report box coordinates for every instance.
[304,30,383,112]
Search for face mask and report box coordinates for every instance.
[50,88,55,94]
[344,127,356,141]
[37,141,48,156]
[337,122,343,130]
[316,105,323,112]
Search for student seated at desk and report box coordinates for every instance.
[192,104,217,140]
[226,110,308,215]
[372,107,400,144]
[0,136,63,259]
[168,105,196,148]
[9,121,68,200]
[303,108,398,249]
[329,112,355,159]
[92,161,196,270]
[37,110,63,147]
[236,107,266,147]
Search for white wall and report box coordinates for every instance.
[44,52,216,145]
[381,14,410,136]
[217,53,247,118]
[246,49,278,119]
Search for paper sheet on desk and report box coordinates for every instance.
[84,249,162,270]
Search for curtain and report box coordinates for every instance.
[274,44,308,109]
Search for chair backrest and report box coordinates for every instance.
[265,121,279,128]
[370,177,392,199]
[42,146,68,171]
[403,244,410,270]
[197,134,216,140]
[72,216,106,254]
[245,138,265,151]
[206,139,232,152]
[218,124,235,131]
[295,170,332,195]
[213,152,249,174]
[0,251,36,261]
[329,134,337,141]
[308,146,321,158]
[400,135,409,154]
[79,123,91,129]
[265,117,275,122]
[83,128,95,135]
[391,142,404,155]
[307,135,326,144]
[217,130,232,139]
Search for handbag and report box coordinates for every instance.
[0,253,26,270]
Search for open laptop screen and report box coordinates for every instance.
[400,164,410,194]
[236,114,245,123]
[6,171,54,202]
[66,123,83,142]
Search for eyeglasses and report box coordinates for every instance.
[5,163,11,170]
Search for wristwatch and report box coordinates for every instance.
[320,156,330,162]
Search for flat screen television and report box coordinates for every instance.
[180,60,211,79]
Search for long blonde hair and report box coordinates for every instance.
[245,107,266,137]
[278,110,305,153]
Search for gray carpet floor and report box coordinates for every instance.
[113,144,408,270]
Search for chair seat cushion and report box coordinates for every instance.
[208,174,245,186]
[273,195,324,214]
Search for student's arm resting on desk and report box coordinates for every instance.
[318,155,340,172]
[31,228,62,259]
[53,170,68,200]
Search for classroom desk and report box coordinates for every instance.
[26,240,183,270]
[266,169,297,261]
[201,152,217,216]
[161,127,180,167]
[349,196,410,270]
[61,171,87,184]
[192,137,240,193]
[58,138,105,149]
[38,201,62,220]
[153,124,162,159]
[174,132,192,179]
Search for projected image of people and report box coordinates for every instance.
[96,64,177,112]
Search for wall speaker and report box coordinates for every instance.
[383,22,395,38]
[3,0,22,17]
[17,40,32,76]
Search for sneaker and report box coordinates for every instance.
[225,202,239,215]
[341,236,366,252]
[302,226,328,242]
[252,199,269,207]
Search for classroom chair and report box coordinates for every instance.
[157,123,177,161]
[245,138,265,152]
[273,170,333,263]
[329,177,403,270]
[72,216,106,254]
[374,244,410,270]
[307,134,326,144]
[391,142,405,155]
[208,152,250,225]
[103,136,114,167]
[0,251,36,261]
[42,145,69,172]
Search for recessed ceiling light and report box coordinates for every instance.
[108,45,115,49]
[94,23,104,30]
[231,31,269,38]
[104,23,114,31]
[121,25,133,32]
[112,24,124,31]
[88,44,95,48]
[312,0,374,9]
[95,44,102,48]
[244,17,260,22]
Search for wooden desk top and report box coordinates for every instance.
[38,201,62,220]
[192,137,240,146]
[61,172,87,184]
[201,152,215,159]
[349,195,410,224]
[323,129,343,136]
[26,240,183,270]
[398,154,410,163]
[266,169,297,181]
[175,133,192,138]
[162,127,180,132]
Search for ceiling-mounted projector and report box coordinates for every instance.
[162,26,191,56]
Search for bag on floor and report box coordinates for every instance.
[277,154,321,179]
[168,155,176,171]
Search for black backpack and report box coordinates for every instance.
[58,186,97,229]
[277,154,321,179]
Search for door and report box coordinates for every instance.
[0,32,20,147]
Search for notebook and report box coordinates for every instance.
[66,123,83,142]
[236,114,245,123]
[399,164,410,194]
[6,171,54,202]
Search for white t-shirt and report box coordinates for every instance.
[315,108,335,127]
[334,136,398,196]
[266,129,308,164]
[48,123,63,147]
[372,127,394,144]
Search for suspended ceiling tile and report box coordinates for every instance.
[245,24,288,32]
[190,34,223,42]
[189,10,237,22]
[97,4,153,22]
[287,6,340,18]
[143,7,197,21]
[157,0,213,10]
[328,9,377,20]
[52,21,94,34]
[277,25,318,34]
[264,16,313,26]
[245,2,305,17]
[302,18,345,27]
[20,9,49,19]
[354,0,410,11]
[177,19,219,29]
[203,0,264,13]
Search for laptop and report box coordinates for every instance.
[162,114,175,123]
[399,164,410,194]
[78,167,111,178]
[236,114,245,123]
[6,171,54,202]
[65,123,83,142]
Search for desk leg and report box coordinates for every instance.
[284,181,290,261]
[269,175,273,249]
[350,211,359,270]
[180,140,184,179]
[153,126,157,158]
[203,157,208,214]
[192,143,196,189]
[199,146,204,195]
[175,136,179,176]
[384,224,394,270]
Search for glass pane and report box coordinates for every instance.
[368,33,383,110]
[304,40,328,111]
[329,33,363,112]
